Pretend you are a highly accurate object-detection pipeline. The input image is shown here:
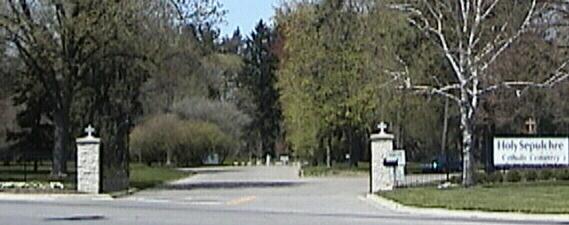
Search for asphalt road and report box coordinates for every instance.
[0,166,564,225]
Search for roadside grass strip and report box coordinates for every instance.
[129,164,192,190]
[380,181,569,214]
[302,163,370,177]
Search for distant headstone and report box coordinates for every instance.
[370,122,395,192]
[266,154,271,166]
[76,125,100,194]
[204,153,220,165]
[279,155,290,165]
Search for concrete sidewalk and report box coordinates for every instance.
[365,194,569,223]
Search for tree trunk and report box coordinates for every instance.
[257,133,263,158]
[166,149,172,166]
[51,108,69,178]
[326,137,331,168]
[484,123,496,173]
[459,99,475,187]
[219,152,228,165]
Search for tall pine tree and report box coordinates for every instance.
[240,21,282,157]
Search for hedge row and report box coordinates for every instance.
[480,169,569,184]
[451,168,569,184]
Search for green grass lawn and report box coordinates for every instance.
[0,162,76,182]
[302,162,370,177]
[0,162,77,191]
[0,162,190,191]
[380,181,569,214]
[129,164,191,190]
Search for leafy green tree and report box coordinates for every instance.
[277,0,389,166]
[276,1,327,163]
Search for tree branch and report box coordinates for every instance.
[478,0,537,74]
[480,60,569,96]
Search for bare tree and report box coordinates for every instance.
[0,0,147,177]
[390,0,569,186]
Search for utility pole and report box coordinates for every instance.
[441,98,450,181]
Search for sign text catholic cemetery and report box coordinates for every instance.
[494,137,569,167]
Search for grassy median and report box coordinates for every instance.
[380,181,569,214]
[129,164,191,190]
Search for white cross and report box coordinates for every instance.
[85,125,96,137]
[377,122,388,134]
[526,118,537,134]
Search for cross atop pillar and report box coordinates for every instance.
[377,122,388,134]
[84,125,96,137]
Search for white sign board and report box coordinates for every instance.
[494,137,569,167]
[388,150,406,165]
[387,150,406,183]
[280,155,290,162]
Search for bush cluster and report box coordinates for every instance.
[473,168,569,185]
[525,170,538,181]
[129,114,235,166]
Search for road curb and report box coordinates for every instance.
[0,193,113,201]
[364,194,569,223]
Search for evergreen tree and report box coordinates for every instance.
[240,20,282,157]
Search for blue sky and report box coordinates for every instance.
[219,0,281,37]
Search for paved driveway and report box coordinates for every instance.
[0,166,563,225]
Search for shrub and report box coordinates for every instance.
[539,169,554,181]
[130,114,235,166]
[173,97,251,142]
[474,172,488,184]
[130,114,181,165]
[488,171,503,183]
[450,175,462,184]
[554,169,569,181]
[505,170,522,182]
[524,170,538,182]
[173,97,250,161]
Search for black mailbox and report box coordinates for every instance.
[383,159,398,167]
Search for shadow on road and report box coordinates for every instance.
[163,181,303,190]
[178,168,242,174]
[44,215,106,222]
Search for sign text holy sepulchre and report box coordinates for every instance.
[494,137,569,167]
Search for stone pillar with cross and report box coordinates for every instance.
[370,122,395,193]
[76,124,101,194]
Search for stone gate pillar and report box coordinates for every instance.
[370,122,395,193]
[76,125,100,194]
